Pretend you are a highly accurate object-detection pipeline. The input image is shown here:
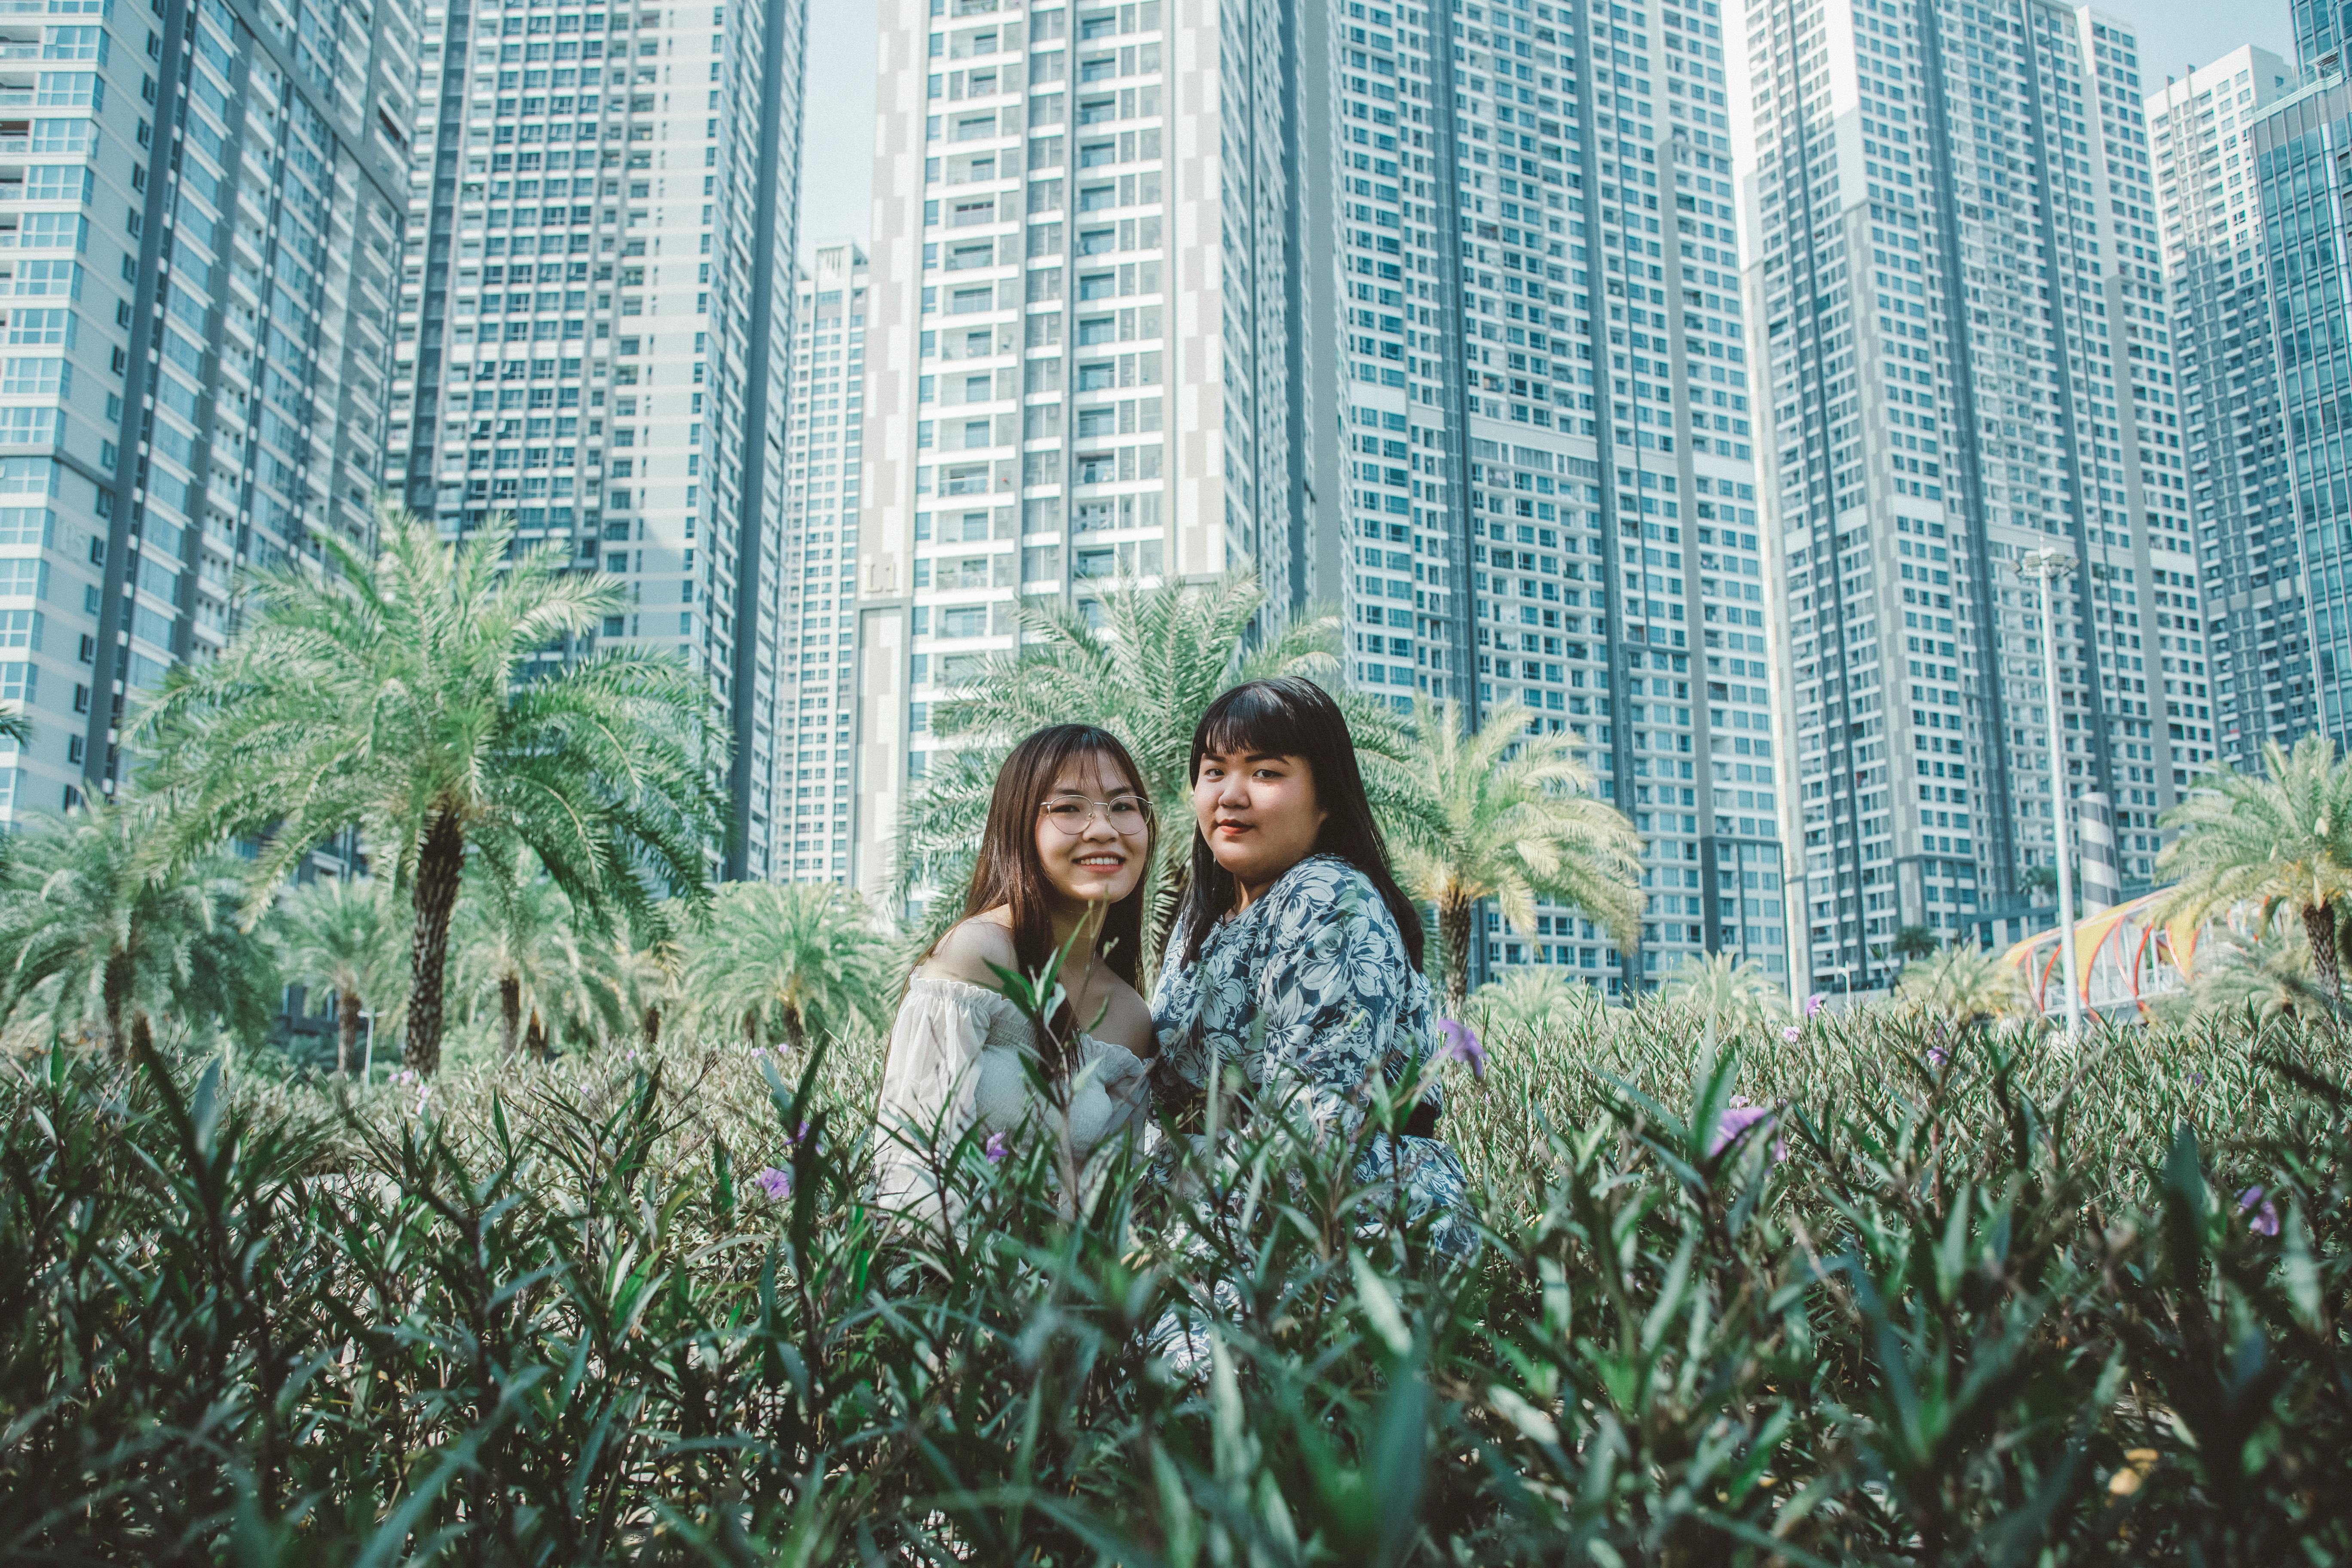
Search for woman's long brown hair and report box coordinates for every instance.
[952,724,1153,1069]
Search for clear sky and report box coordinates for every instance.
[792,0,2298,256]
[797,0,877,257]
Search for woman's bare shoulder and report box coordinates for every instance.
[917,912,1020,988]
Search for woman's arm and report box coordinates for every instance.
[874,922,1016,1212]
[1249,864,1422,1141]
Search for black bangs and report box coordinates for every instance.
[1178,676,1425,971]
[1193,681,1310,770]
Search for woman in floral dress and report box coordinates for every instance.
[1150,677,1476,1259]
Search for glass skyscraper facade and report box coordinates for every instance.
[0,0,415,817]
[776,238,863,883]
[1748,0,2199,994]
[2150,49,2307,772]
[387,0,804,876]
[2294,0,2352,78]
[2254,70,2352,750]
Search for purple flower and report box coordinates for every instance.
[984,1131,1010,1164]
[1804,993,1827,1019]
[1710,1098,1787,1163]
[1780,1025,1801,1044]
[1927,1046,1950,1070]
[1436,1018,1487,1081]
[2188,1072,2207,1087]
[753,1166,793,1201]
[2239,1186,2280,1237]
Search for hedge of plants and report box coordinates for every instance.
[3,1004,2347,1564]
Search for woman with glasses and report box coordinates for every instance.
[1151,677,1474,1259]
[874,723,1158,1223]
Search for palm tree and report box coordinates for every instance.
[900,570,1407,982]
[135,505,729,1075]
[2181,921,2334,1023]
[1891,942,2022,1026]
[0,800,276,1058]
[1888,924,1938,966]
[681,882,887,1049]
[450,847,622,1061]
[1469,964,1598,1041]
[270,876,406,1074]
[592,928,682,1048]
[2158,733,2352,1003]
[1388,697,1642,1016]
[1655,950,1788,1034]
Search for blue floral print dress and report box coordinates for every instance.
[1149,854,1476,1258]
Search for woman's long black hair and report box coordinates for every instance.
[1176,677,1423,968]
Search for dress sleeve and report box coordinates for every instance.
[871,981,994,1215]
[1251,865,1418,1143]
[1146,915,1211,1110]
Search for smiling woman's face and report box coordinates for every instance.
[1191,747,1327,903]
[1032,752,1150,909]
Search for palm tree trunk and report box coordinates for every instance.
[337,988,362,1075]
[525,1010,549,1061]
[498,973,522,1059]
[642,1003,662,1046]
[102,947,135,1060]
[780,1006,806,1053]
[1439,894,1476,1019]
[404,807,466,1076]
[1144,845,1191,989]
[131,1011,153,1061]
[2305,902,2342,1003]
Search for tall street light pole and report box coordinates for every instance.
[2015,548,2082,1044]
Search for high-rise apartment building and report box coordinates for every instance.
[1748,0,2203,994]
[1308,0,1780,990]
[2150,50,2306,773]
[854,0,1781,994]
[851,0,1305,911]
[0,0,415,818]
[776,239,864,883]
[387,0,804,876]
[2253,71,2352,751]
[2294,0,2351,75]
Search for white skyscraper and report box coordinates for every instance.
[849,0,1779,992]
[1748,0,2198,993]
[851,0,1302,909]
[389,0,805,877]
[775,239,865,883]
[0,0,416,817]
[2149,49,2306,773]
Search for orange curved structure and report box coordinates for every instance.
[2000,888,2205,1019]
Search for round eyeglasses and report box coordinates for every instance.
[1038,796,1152,836]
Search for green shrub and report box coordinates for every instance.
[2,1007,2348,1563]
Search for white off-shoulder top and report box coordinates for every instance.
[872,976,1150,1219]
